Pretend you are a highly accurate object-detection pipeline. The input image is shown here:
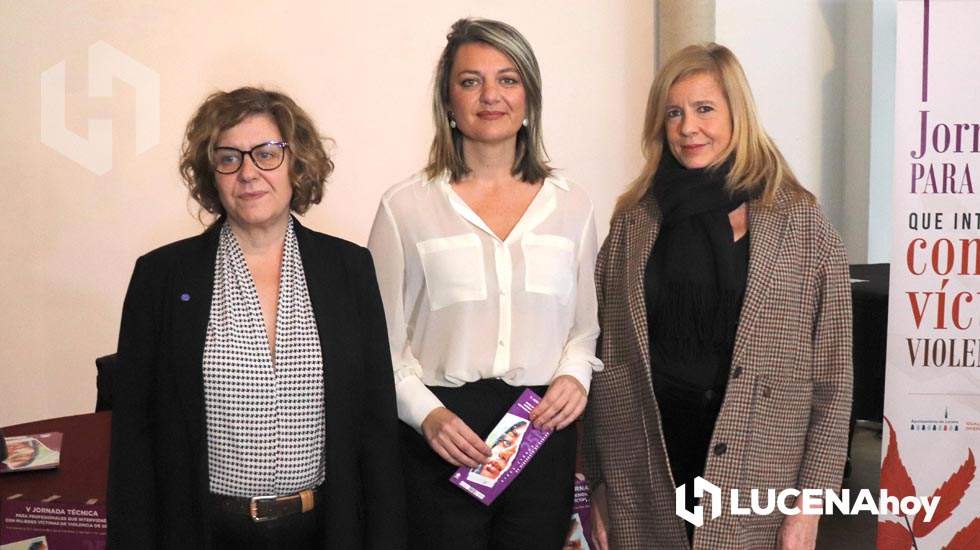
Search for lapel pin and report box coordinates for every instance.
[180,293,191,302]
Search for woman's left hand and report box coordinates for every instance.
[777,514,819,550]
[530,375,587,431]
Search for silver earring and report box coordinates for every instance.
[522,118,528,127]
[449,119,457,129]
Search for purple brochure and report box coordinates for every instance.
[450,389,550,505]
[565,474,593,549]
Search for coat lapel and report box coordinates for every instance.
[625,195,660,372]
[730,196,789,368]
[170,223,220,492]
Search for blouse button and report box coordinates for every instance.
[762,387,772,398]
[732,367,743,379]
[713,443,728,456]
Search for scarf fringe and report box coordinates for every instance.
[650,280,741,362]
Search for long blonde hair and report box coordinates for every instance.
[614,43,812,217]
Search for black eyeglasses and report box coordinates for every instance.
[212,141,289,174]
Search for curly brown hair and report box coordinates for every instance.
[179,87,333,217]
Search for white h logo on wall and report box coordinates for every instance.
[676,476,722,527]
[41,41,160,175]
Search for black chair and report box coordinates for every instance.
[850,264,889,423]
[844,263,889,479]
[95,353,118,412]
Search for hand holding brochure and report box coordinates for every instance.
[450,389,550,505]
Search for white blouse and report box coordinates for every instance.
[368,171,603,431]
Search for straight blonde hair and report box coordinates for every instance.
[425,18,551,183]
[614,43,812,217]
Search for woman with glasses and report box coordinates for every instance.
[108,87,405,549]
[368,18,601,550]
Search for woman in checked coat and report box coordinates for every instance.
[582,44,852,550]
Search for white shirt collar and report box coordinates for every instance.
[439,174,559,244]
[422,170,569,192]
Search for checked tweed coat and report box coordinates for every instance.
[582,188,853,549]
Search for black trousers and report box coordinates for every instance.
[401,379,577,550]
[208,495,323,549]
[653,372,724,543]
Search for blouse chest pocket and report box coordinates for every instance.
[416,233,487,311]
[521,233,576,304]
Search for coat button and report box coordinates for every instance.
[762,387,772,398]
[732,367,743,379]
[714,443,728,456]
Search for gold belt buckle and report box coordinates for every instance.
[299,488,315,513]
[249,494,278,523]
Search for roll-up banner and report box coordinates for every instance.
[879,1,980,548]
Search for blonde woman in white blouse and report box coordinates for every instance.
[368,18,602,550]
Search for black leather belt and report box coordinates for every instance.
[210,486,321,523]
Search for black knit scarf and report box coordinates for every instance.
[647,151,752,361]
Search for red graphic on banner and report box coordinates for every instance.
[912,450,975,537]
[881,418,918,501]
[944,517,980,550]
[879,521,914,550]
[879,417,978,549]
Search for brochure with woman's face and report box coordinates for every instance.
[450,389,551,505]
[0,433,62,473]
[466,415,529,487]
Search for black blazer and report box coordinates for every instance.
[107,217,406,549]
